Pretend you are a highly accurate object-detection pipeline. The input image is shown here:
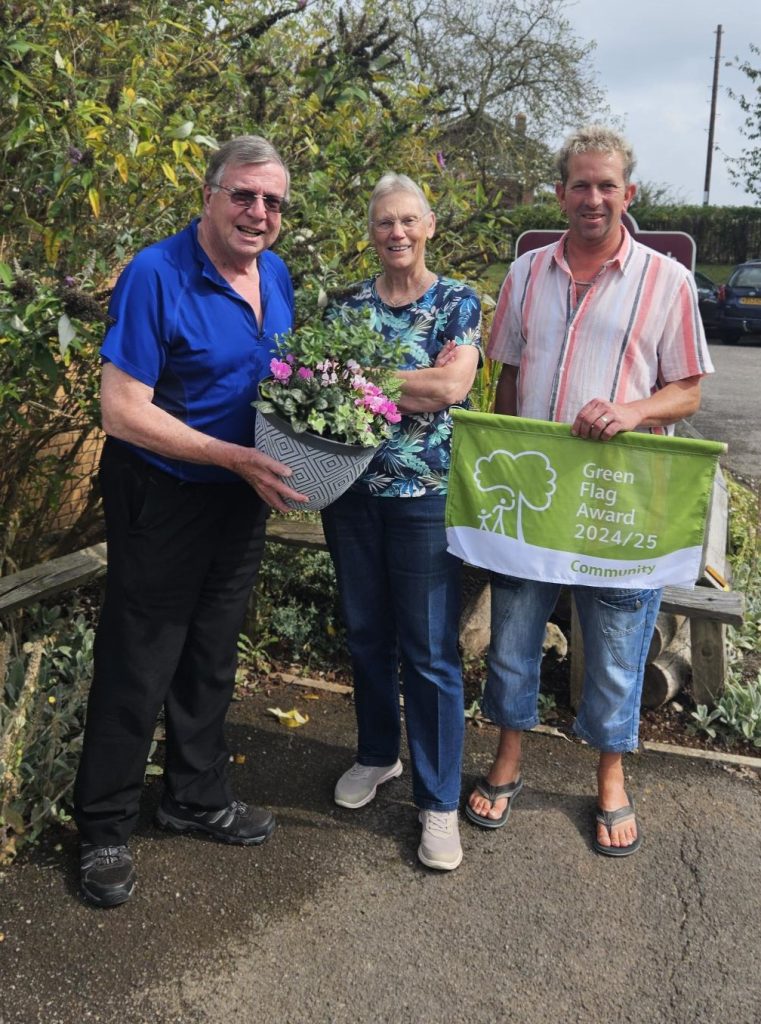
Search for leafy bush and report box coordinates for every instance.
[0,603,94,863]
[690,672,761,749]
[690,476,761,748]
[254,540,348,669]
[0,0,514,570]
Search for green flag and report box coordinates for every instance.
[446,410,726,589]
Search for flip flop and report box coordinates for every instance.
[593,793,642,857]
[464,775,523,830]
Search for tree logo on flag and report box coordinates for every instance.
[473,449,557,541]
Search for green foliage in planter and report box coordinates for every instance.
[256,306,406,447]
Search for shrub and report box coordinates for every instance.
[690,476,761,747]
[254,540,349,669]
[0,602,94,863]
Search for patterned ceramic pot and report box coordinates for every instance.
[254,409,376,510]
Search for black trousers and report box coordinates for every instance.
[74,439,268,846]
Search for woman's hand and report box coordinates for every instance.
[434,340,458,367]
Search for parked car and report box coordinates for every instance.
[693,270,721,336]
[716,260,761,344]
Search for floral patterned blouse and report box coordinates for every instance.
[329,275,482,497]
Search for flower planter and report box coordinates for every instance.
[254,408,376,510]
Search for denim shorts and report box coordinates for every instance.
[481,574,662,752]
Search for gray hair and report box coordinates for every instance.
[555,125,636,185]
[205,135,290,199]
[368,173,431,230]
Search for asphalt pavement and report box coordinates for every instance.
[690,338,760,489]
[1,677,760,1024]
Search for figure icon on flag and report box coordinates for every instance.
[473,449,557,541]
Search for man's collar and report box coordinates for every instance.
[551,225,632,274]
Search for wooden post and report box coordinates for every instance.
[569,599,583,711]
[690,619,727,705]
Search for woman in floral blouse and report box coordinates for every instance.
[322,173,481,871]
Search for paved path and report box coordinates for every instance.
[691,339,761,488]
[2,680,760,1024]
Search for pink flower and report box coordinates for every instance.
[297,366,314,379]
[270,358,293,382]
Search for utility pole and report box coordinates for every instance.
[703,24,723,206]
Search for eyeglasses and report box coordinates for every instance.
[212,184,288,213]
[371,214,426,233]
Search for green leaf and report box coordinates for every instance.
[170,120,194,140]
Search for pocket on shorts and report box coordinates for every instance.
[488,571,525,591]
[596,589,653,671]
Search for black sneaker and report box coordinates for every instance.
[80,844,136,908]
[155,793,276,845]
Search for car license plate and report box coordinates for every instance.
[739,297,761,305]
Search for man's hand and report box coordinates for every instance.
[571,399,642,441]
[101,363,309,509]
[232,447,309,512]
[571,377,702,441]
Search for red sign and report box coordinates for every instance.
[515,212,696,271]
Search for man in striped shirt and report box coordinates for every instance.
[465,125,713,855]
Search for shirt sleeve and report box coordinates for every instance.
[445,283,482,350]
[100,252,167,387]
[487,262,525,365]
[657,269,715,383]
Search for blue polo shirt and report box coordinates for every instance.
[101,219,294,482]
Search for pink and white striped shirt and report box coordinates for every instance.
[487,230,714,434]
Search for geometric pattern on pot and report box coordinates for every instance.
[255,409,376,510]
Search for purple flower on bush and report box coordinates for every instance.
[297,366,314,379]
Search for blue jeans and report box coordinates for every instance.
[482,574,662,753]
[321,491,464,811]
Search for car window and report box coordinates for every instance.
[694,271,716,290]
[730,267,761,289]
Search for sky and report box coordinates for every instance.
[561,0,760,206]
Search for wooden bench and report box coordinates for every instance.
[0,520,325,617]
[0,505,745,708]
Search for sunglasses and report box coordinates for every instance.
[212,184,288,213]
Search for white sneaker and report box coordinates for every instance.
[334,760,403,809]
[418,810,462,871]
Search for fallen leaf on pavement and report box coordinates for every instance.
[267,706,310,728]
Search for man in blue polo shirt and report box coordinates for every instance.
[74,136,307,908]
